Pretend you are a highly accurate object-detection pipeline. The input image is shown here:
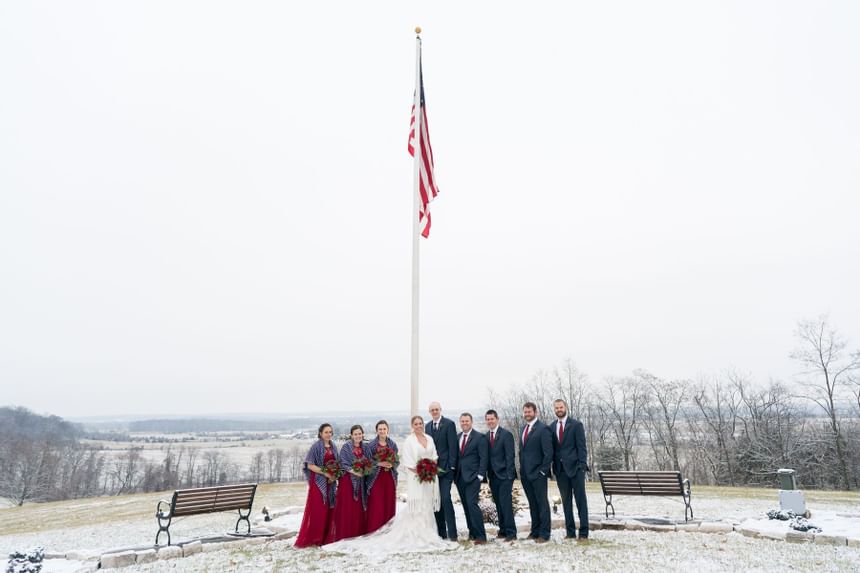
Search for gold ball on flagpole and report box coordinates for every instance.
[415,26,422,34]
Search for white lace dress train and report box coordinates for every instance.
[321,433,457,556]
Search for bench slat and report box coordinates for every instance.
[174,489,255,499]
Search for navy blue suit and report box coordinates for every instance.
[427,416,458,540]
[550,416,589,537]
[518,420,553,540]
[487,426,517,539]
[455,430,488,541]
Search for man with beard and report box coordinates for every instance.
[518,402,553,543]
[550,399,589,540]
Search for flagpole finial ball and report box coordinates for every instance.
[415,26,422,34]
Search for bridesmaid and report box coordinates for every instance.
[326,424,371,542]
[365,419,399,533]
[295,423,338,548]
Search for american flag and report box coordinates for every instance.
[408,59,439,239]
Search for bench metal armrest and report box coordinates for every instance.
[156,499,172,518]
[682,478,691,497]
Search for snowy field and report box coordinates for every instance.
[2,483,859,572]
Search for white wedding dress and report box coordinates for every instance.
[321,432,458,556]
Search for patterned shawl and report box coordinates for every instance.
[366,436,399,497]
[304,439,338,508]
[339,441,373,510]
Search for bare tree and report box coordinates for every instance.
[597,377,646,471]
[286,445,305,482]
[790,315,860,490]
[690,375,741,485]
[553,358,588,418]
[249,452,265,482]
[111,447,143,494]
[181,446,199,487]
[640,370,687,472]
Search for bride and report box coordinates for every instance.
[321,415,458,555]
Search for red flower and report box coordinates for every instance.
[415,458,439,483]
[352,457,373,477]
[322,459,343,480]
[375,446,399,471]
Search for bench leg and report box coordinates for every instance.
[156,516,172,546]
[603,494,615,519]
[683,479,693,522]
[235,508,252,535]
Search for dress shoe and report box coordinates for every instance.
[534,538,549,544]
[496,533,506,539]
[564,535,577,540]
[504,536,517,542]
[474,539,487,545]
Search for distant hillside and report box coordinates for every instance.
[127,418,317,433]
[0,406,81,443]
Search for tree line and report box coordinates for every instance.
[0,407,312,506]
[488,316,860,490]
[3,315,857,505]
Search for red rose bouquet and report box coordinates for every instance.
[352,456,373,477]
[375,446,399,471]
[415,458,439,483]
[322,459,344,481]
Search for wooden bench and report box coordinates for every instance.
[598,471,693,521]
[155,483,258,545]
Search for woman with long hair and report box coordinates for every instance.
[365,420,399,533]
[326,424,372,542]
[294,423,338,548]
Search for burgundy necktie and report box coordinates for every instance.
[523,424,529,443]
[558,420,564,443]
[490,431,495,448]
[460,433,467,455]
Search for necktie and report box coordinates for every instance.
[434,421,439,433]
[460,433,467,455]
[523,424,530,443]
[490,431,495,448]
[558,420,564,442]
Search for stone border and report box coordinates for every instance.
[41,514,860,571]
[589,516,859,548]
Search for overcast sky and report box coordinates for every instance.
[1,1,858,418]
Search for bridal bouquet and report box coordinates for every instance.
[415,458,439,483]
[375,446,399,471]
[352,457,374,477]
[322,459,344,481]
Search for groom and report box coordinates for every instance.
[456,413,488,544]
[427,401,458,541]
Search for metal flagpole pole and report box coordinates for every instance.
[410,30,423,417]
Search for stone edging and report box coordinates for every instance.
[590,517,860,548]
[44,514,860,571]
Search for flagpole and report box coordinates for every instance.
[410,29,423,417]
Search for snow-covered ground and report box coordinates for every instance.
[3,483,860,572]
[740,510,860,539]
[101,530,860,572]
